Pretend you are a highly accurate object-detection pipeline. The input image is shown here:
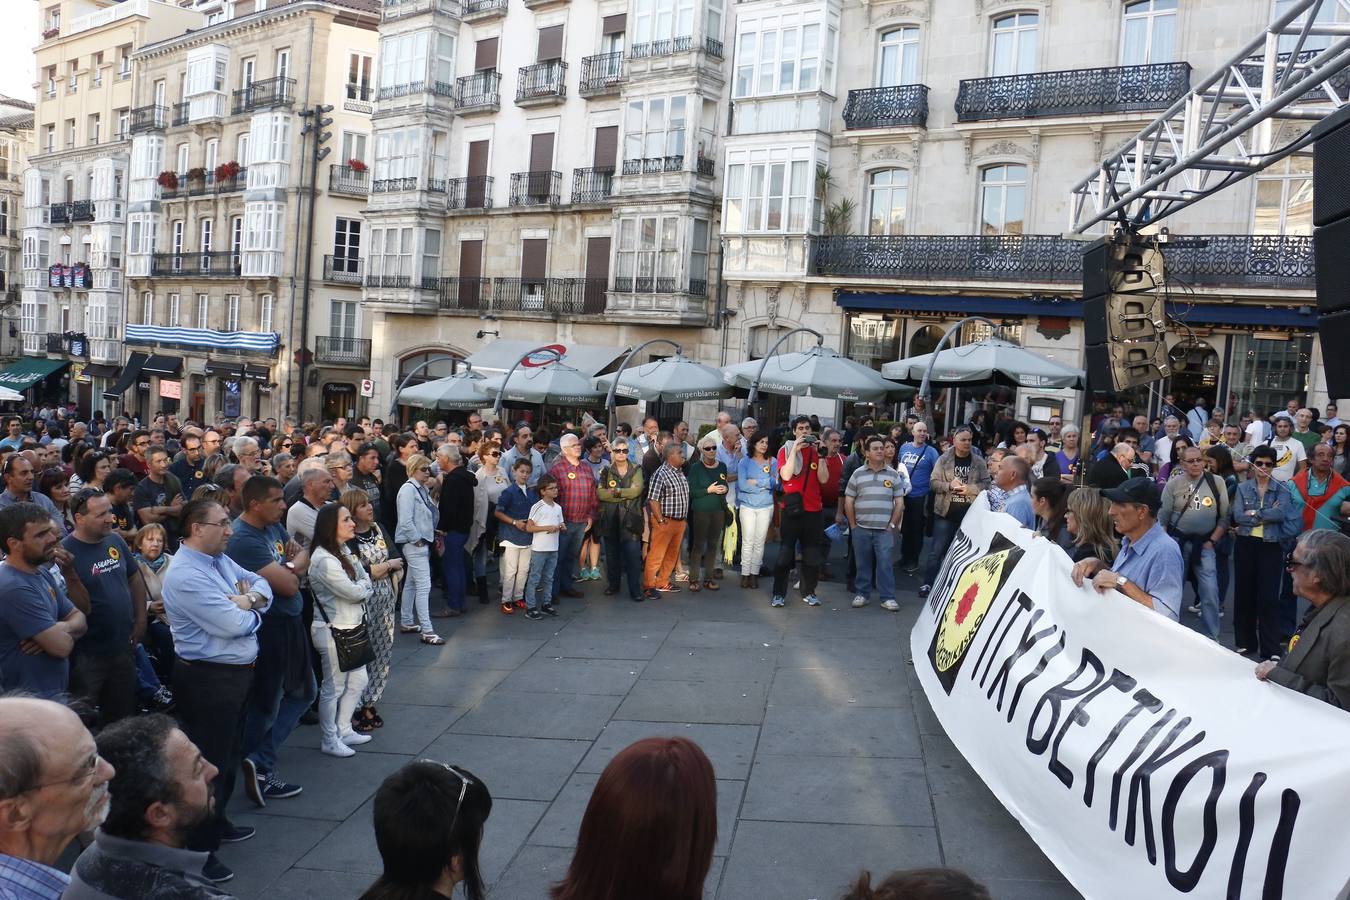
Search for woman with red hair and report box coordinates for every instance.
[552,736,717,900]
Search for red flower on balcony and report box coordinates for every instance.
[215,160,241,181]
[42,27,60,39]
[347,159,368,172]
[156,171,179,190]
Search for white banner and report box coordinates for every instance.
[911,504,1350,900]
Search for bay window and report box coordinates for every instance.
[624,96,686,164]
[374,127,420,181]
[632,0,695,45]
[380,31,431,90]
[733,13,825,97]
[723,146,814,233]
[616,215,680,292]
[369,226,414,279]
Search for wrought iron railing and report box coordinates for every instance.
[843,84,930,129]
[46,333,65,353]
[364,274,413,288]
[171,101,189,126]
[622,156,684,175]
[491,277,606,315]
[129,104,167,133]
[704,37,724,59]
[149,251,242,278]
[517,60,567,102]
[1236,49,1350,98]
[462,0,507,15]
[330,164,369,196]
[689,278,708,297]
[630,36,693,59]
[69,200,94,222]
[614,276,680,293]
[811,233,1315,287]
[372,177,418,193]
[571,167,614,203]
[315,336,372,367]
[955,62,1190,122]
[457,71,501,109]
[346,84,374,102]
[436,276,490,312]
[580,52,625,94]
[448,176,493,209]
[696,155,714,178]
[509,171,561,206]
[427,178,448,194]
[49,203,72,224]
[231,76,295,114]
[377,81,424,101]
[323,255,364,285]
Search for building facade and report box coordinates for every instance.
[22,0,202,416]
[123,0,379,424]
[0,100,34,365]
[362,0,729,416]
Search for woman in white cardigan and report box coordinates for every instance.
[309,501,375,758]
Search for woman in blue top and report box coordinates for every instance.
[736,433,778,589]
[1232,445,1300,658]
[897,422,940,572]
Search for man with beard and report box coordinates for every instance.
[66,715,231,899]
[0,697,115,899]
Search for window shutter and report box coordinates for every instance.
[521,239,548,279]
[529,133,555,173]
[602,14,626,35]
[593,126,618,169]
[537,26,564,61]
[475,38,498,71]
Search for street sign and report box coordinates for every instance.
[359,379,374,397]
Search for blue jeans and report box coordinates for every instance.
[441,531,468,610]
[1214,532,1233,605]
[1192,545,1221,640]
[133,644,162,700]
[923,515,960,587]
[242,613,319,774]
[552,520,588,596]
[604,530,644,600]
[525,550,558,609]
[852,526,896,602]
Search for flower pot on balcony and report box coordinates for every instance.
[348,159,368,173]
[215,161,241,182]
[156,171,179,190]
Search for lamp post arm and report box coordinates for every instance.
[494,346,564,419]
[389,355,464,420]
[917,317,998,405]
[747,327,823,411]
[605,338,684,436]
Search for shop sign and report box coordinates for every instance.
[159,379,182,400]
[72,364,90,384]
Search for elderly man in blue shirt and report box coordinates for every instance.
[1071,478,1185,621]
[162,497,273,885]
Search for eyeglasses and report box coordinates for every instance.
[70,487,105,515]
[417,759,472,836]
[1285,552,1305,572]
[612,447,628,453]
[487,450,501,457]
[31,752,104,792]
[201,519,233,529]
[1253,460,1275,469]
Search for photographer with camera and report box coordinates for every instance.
[769,417,831,608]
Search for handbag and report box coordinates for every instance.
[314,601,374,672]
[782,491,804,518]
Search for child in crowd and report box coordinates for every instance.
[523,474,565,620]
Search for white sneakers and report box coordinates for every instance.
[851,594,869,608]
[881,599,901,612]
[340,730,372,746]
[320,739,355,758]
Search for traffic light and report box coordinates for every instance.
[1082,232,1169,390]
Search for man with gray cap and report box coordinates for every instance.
[1071,478,1184,622]
[548,433,597,600]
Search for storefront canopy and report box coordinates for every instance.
[464,339,624,376]
[142,354,184,377]
[0,357,69,391]
[103,351,148,400]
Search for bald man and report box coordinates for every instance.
[0,697,116,898]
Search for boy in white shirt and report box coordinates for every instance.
[523,474,565,620]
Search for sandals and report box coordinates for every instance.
[500,602,516,615]
[704,580,719,591]
[689,581,702,592]
[420,633,445,645]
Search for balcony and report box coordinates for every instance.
[381,0,459,19]
[129,104,167,134]
[365,274,413,289]
[843,84,930,130]
[171,101,189,126]
[315,335,372,367]
[330,164,370,196]
[448,175,493,209]
[69,200,93,222]
[323,255,364,285]
[49,203,72,225]
[630,36,694,59]
[955,62,1190,123]
[456,71,501,114]
[622,156,684,175]
[372,177,419,194]
[516,61,567,106]
[231,76,296,115]
[697,155,714,178]
[492,277,606,316]
[509,171,562,206]
[344,85,373,114]
[46,333,65,354]
[160,169,248,199]
[704,37,724,59]
[461,0,507,20]
[580,53,625,96]
[148,251,242,278]
[571,167,614,203]
[435,276,490,313]
[810,233,1314,288]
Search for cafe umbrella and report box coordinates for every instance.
[395,365,489,411]
[721,327,912,407]
[880,336,1086,391]
[476,347,618,416]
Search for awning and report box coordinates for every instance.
[102,351,148,400]
[465,339,625,376]
[82,363,120,379]
[204,360,244,379]
[0,357,70,391]
[142,354,183,377]
[243,363,271,382]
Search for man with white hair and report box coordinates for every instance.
[286,465,335,549]
[0,696,116,899]
[1153,416,1182,468]
[435,445,477,616]
[548,433,597,601]
[232,436,262,474]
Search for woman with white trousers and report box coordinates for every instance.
[736,434,779,589]
[309,501,375,758]
[395,454,443,645]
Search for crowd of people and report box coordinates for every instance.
[0,388,1347,896]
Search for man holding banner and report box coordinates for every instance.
[1070,478,1183,621]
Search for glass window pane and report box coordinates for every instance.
[1017,28,1036,74]
[1003,185,1025,234]
[981,186,1003,235]
[766,163,785,230]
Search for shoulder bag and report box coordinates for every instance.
[313,598,374,672]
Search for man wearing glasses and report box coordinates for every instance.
[162,498,273,884]
[117,430,153,481]
[200,430,223,461]
[169,432,207,500]
[1159,447,1229,640]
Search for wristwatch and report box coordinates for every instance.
[1115,575,1128,589]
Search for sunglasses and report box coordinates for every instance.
[612,447,628,453]
[1285,552,1305,571]
[487,450,501,457]
[70,487,106,515]
[1253,460,1274,468]
[418,760,472,835]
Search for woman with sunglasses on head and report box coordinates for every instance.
[309,502,375,758]
[471,441,508,603]
[1233,444,1300,658]
[360,760,492,900]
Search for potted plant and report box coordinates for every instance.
[186,167,207,183]
[156,170,179,190]
[347,158,368,173]
[215,160,241,182]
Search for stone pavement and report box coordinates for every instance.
[216,565,1083,900]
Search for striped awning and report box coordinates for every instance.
[125,324,279,354]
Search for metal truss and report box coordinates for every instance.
[1069,0,1350,233]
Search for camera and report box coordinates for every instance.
[799,433,819,445]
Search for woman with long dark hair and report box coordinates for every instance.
[37,467,73,534]
[309,501,374,758]
[1332,423,1349,472]
[360,760,492,900]
[340,489,403,734]
[1030,476,1074,555]
[70,449,111,492]
[551,737,717,900]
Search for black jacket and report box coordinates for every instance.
[438,466,477,534]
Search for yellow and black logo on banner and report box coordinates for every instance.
[927,533,1025,695]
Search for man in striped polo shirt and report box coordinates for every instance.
[844,436,910,611]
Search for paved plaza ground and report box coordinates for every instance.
[211,555,1084,900]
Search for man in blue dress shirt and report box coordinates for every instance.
[1071,478,1185,622]
[162,498,273,885]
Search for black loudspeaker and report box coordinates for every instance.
[1082,233,1169,391]
[1083,290,1167,346]
[1085,341,1171,391]
[1313,104,1350,397]
[1082,236,1165,302]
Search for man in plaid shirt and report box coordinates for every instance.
[644,443,690,600]
[549,433,598,600]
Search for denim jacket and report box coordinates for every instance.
[1232,477,1297,542]
[395,479,437,545]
